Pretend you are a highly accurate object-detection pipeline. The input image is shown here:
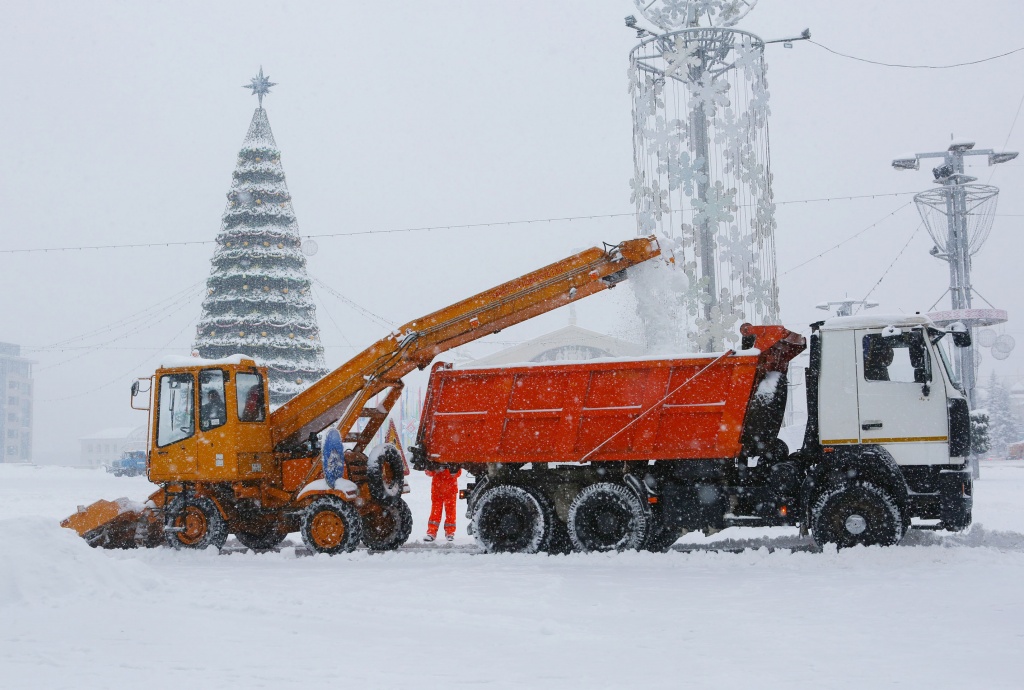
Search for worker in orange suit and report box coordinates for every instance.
[424,466,461,542]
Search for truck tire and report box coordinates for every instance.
[367,444,405,503]
[165,495,229,550]
[301,496,363,555]
[234,523,289,551]
[811,481,904,549]
[362,498,414,550]
[529,488,573,554]
[568,482,648,552]
[473,484,546,553]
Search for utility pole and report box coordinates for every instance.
[892,140,1017,408]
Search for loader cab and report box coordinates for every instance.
[145,356,272,484]
[810,314,970,467]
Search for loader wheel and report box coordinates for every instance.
[367,444,405,503]
[473,484,546,554]
[568,482,648,552]
[165,496,228,550]
[234,523,289,551]
[811,481,904,549]
[301,496,363,555]
[362,498,413,551]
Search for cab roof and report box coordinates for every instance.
[819,313,935,331]
[158,354,257,369]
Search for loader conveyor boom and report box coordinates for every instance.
[270,237,661,454]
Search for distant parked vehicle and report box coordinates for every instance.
[110,450,147,477]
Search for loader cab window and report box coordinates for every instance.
[236,372,266,423]
[157,373,195,447]
[863,330,931,384]
[199,369,227,432]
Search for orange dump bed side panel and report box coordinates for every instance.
[418,325,805,465]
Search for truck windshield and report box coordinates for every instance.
[157,373,194,446]
[935,338,960,387]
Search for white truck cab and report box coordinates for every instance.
[816,314,969,466]
[800,314,973,546]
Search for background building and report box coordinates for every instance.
[78,425,147,468]
[0,342,34,463]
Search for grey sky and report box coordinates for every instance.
[2,1,1022,461]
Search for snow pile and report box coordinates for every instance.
[0,517,162,609]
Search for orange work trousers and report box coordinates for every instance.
[426,469,460,537]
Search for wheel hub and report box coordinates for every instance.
[311,511,345,548]
[844,514,867,535]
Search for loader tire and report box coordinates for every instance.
[301,496,363,555]
[568,482,648,552]
[367,443,405,503]
[234,523,289,551]
[165,495,229,550]
[362,498,413,551]
[473,484,546,554]
[811,481,904,549]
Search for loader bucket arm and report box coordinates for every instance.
[269,236,661,452]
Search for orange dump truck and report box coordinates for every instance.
[414,324,806,553]
[414,316,976,553]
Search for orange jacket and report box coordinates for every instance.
[426,467,461,497]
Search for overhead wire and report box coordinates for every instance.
[0,192,920,255]
[779,201,915,277]
[308,274,396,329]
[809,40,1024,69]
[38,313,201,403]
[859,222,926,304]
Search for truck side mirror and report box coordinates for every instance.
[952,331,971,348]
[131,381,140,397]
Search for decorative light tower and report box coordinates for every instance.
[193,69,329,406]
[627,0,800,352]
[892,141,1017,406]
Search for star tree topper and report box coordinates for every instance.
[243,67,277,107]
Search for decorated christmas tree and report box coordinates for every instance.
[193,69,329,406]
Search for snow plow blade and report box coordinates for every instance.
[61,493,164,549]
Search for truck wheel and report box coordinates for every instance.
[811,481,904,549]
[367,444,405,503]
[165,495,229,550]
[234,523,289,551]
[568,482,648,552]
[473,485,546,553]
[362,498,413,550]
[301,496,363,555]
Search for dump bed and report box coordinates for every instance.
[417,325,805,465]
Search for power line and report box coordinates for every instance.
[0,193,920,255]
[809,39,1024,69]
[779,201,914,276]
[860,222,925,302]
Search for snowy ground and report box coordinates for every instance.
[2,464,1023,688]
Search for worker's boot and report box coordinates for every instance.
[423,533,436,543]
[445,534,454,542]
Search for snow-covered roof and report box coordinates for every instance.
[159,354,256,369]
[820,314,934,331]
[466,325,644,367]
[79,427,137,441]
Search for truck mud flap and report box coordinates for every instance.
[659,481,726,530]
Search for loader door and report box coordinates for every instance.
[196,369,232,479]
[152,372,198,478]
[855,328,949,466]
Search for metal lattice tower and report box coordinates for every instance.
[892,141,1018,406]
